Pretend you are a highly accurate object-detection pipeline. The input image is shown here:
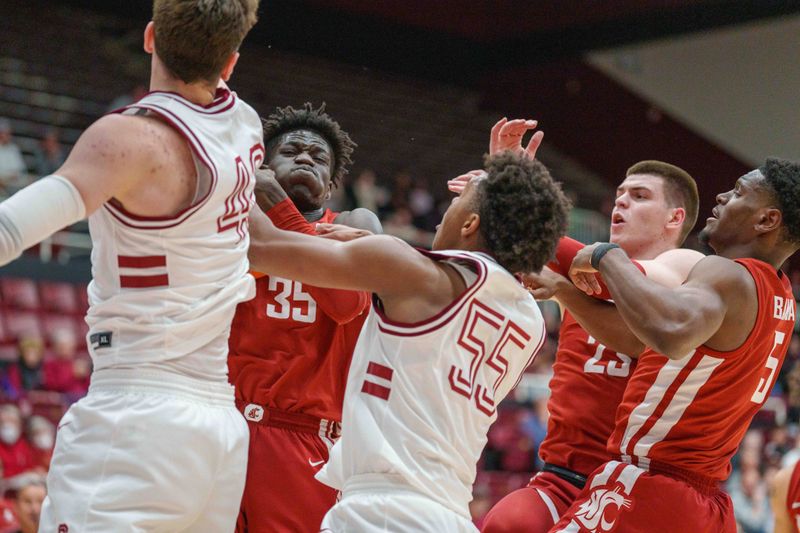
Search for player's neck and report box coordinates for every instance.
[149,70,218,106]
[717,242,794,270]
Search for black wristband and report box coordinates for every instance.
[590,243,621,270]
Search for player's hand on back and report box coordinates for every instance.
[315,223,373,242]
[489,117,544,159]
[519,267,569,300]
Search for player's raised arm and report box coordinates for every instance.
[570,246,752,359]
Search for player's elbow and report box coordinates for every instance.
[646,321,697,360]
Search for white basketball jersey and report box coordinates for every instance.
[317,250,546,517]
[86,89,263,382]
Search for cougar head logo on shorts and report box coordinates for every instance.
[244,403,264,422]
[58,525,69,533]
[574,486,632,532]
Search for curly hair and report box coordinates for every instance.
[475,151,571,273]
[760,157,800,244]
[262,102,356,187]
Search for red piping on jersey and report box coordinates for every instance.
[511,321,547,390]
[142,88,236,114]
[104,102,220,229]
[375,250,488,337]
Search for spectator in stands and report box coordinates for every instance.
[7,473,45,533]
[31,129,65,177]
[2,335,44,399]
[0,119,26,194]
[42,328,86,395]
[346,168,387,214]
[729,467,771,533]
[0,405,34,478]
[24,416,53,472]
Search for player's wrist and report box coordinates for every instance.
[590,243,621,270]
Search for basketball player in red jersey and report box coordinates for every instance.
[550,158,800,532]
[451,119,702,532]
[771,459,800,532]
[229,103,380,532]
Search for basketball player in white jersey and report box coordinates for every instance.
[0,1,261,531]
[244,150,570,531]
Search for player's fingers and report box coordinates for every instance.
[524,130,544,159]
[587,274,602,295]
[489,117,508,154]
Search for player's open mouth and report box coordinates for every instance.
[611,213,625,228]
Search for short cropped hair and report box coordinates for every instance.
[262,103,356,187]
[627,160,698,245]
[153,0,259,84]
[760,157,800,244]
[476,151,570,273]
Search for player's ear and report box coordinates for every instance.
[143,21,155,54]
[461,213,480,239]
[666,207,685,229]
[220,52,240,82]
[755,207,782,234]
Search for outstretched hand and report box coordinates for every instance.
[489,117,544,159]
[315,223,373,242]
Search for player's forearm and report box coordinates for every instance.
[556,284,645,356]
[598,249,700,359]
[0,176,86,266]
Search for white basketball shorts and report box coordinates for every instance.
[39,368,249,533]
[319,475,478,533]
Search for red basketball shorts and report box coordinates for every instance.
[550,460,736,533]
[236,407,339,533]
[481,471,583,532]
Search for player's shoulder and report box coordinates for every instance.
[333,208,382,234]
[687,254,751,285]
[653,247,705,265]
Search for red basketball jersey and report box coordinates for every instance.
[539,311,637,475]
[228,206,369,421]
[609,258,795,481]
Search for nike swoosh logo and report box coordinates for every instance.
[308,458,325,468]
[57,421,72,431]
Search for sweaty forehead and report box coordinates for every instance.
[279,129,330,151]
